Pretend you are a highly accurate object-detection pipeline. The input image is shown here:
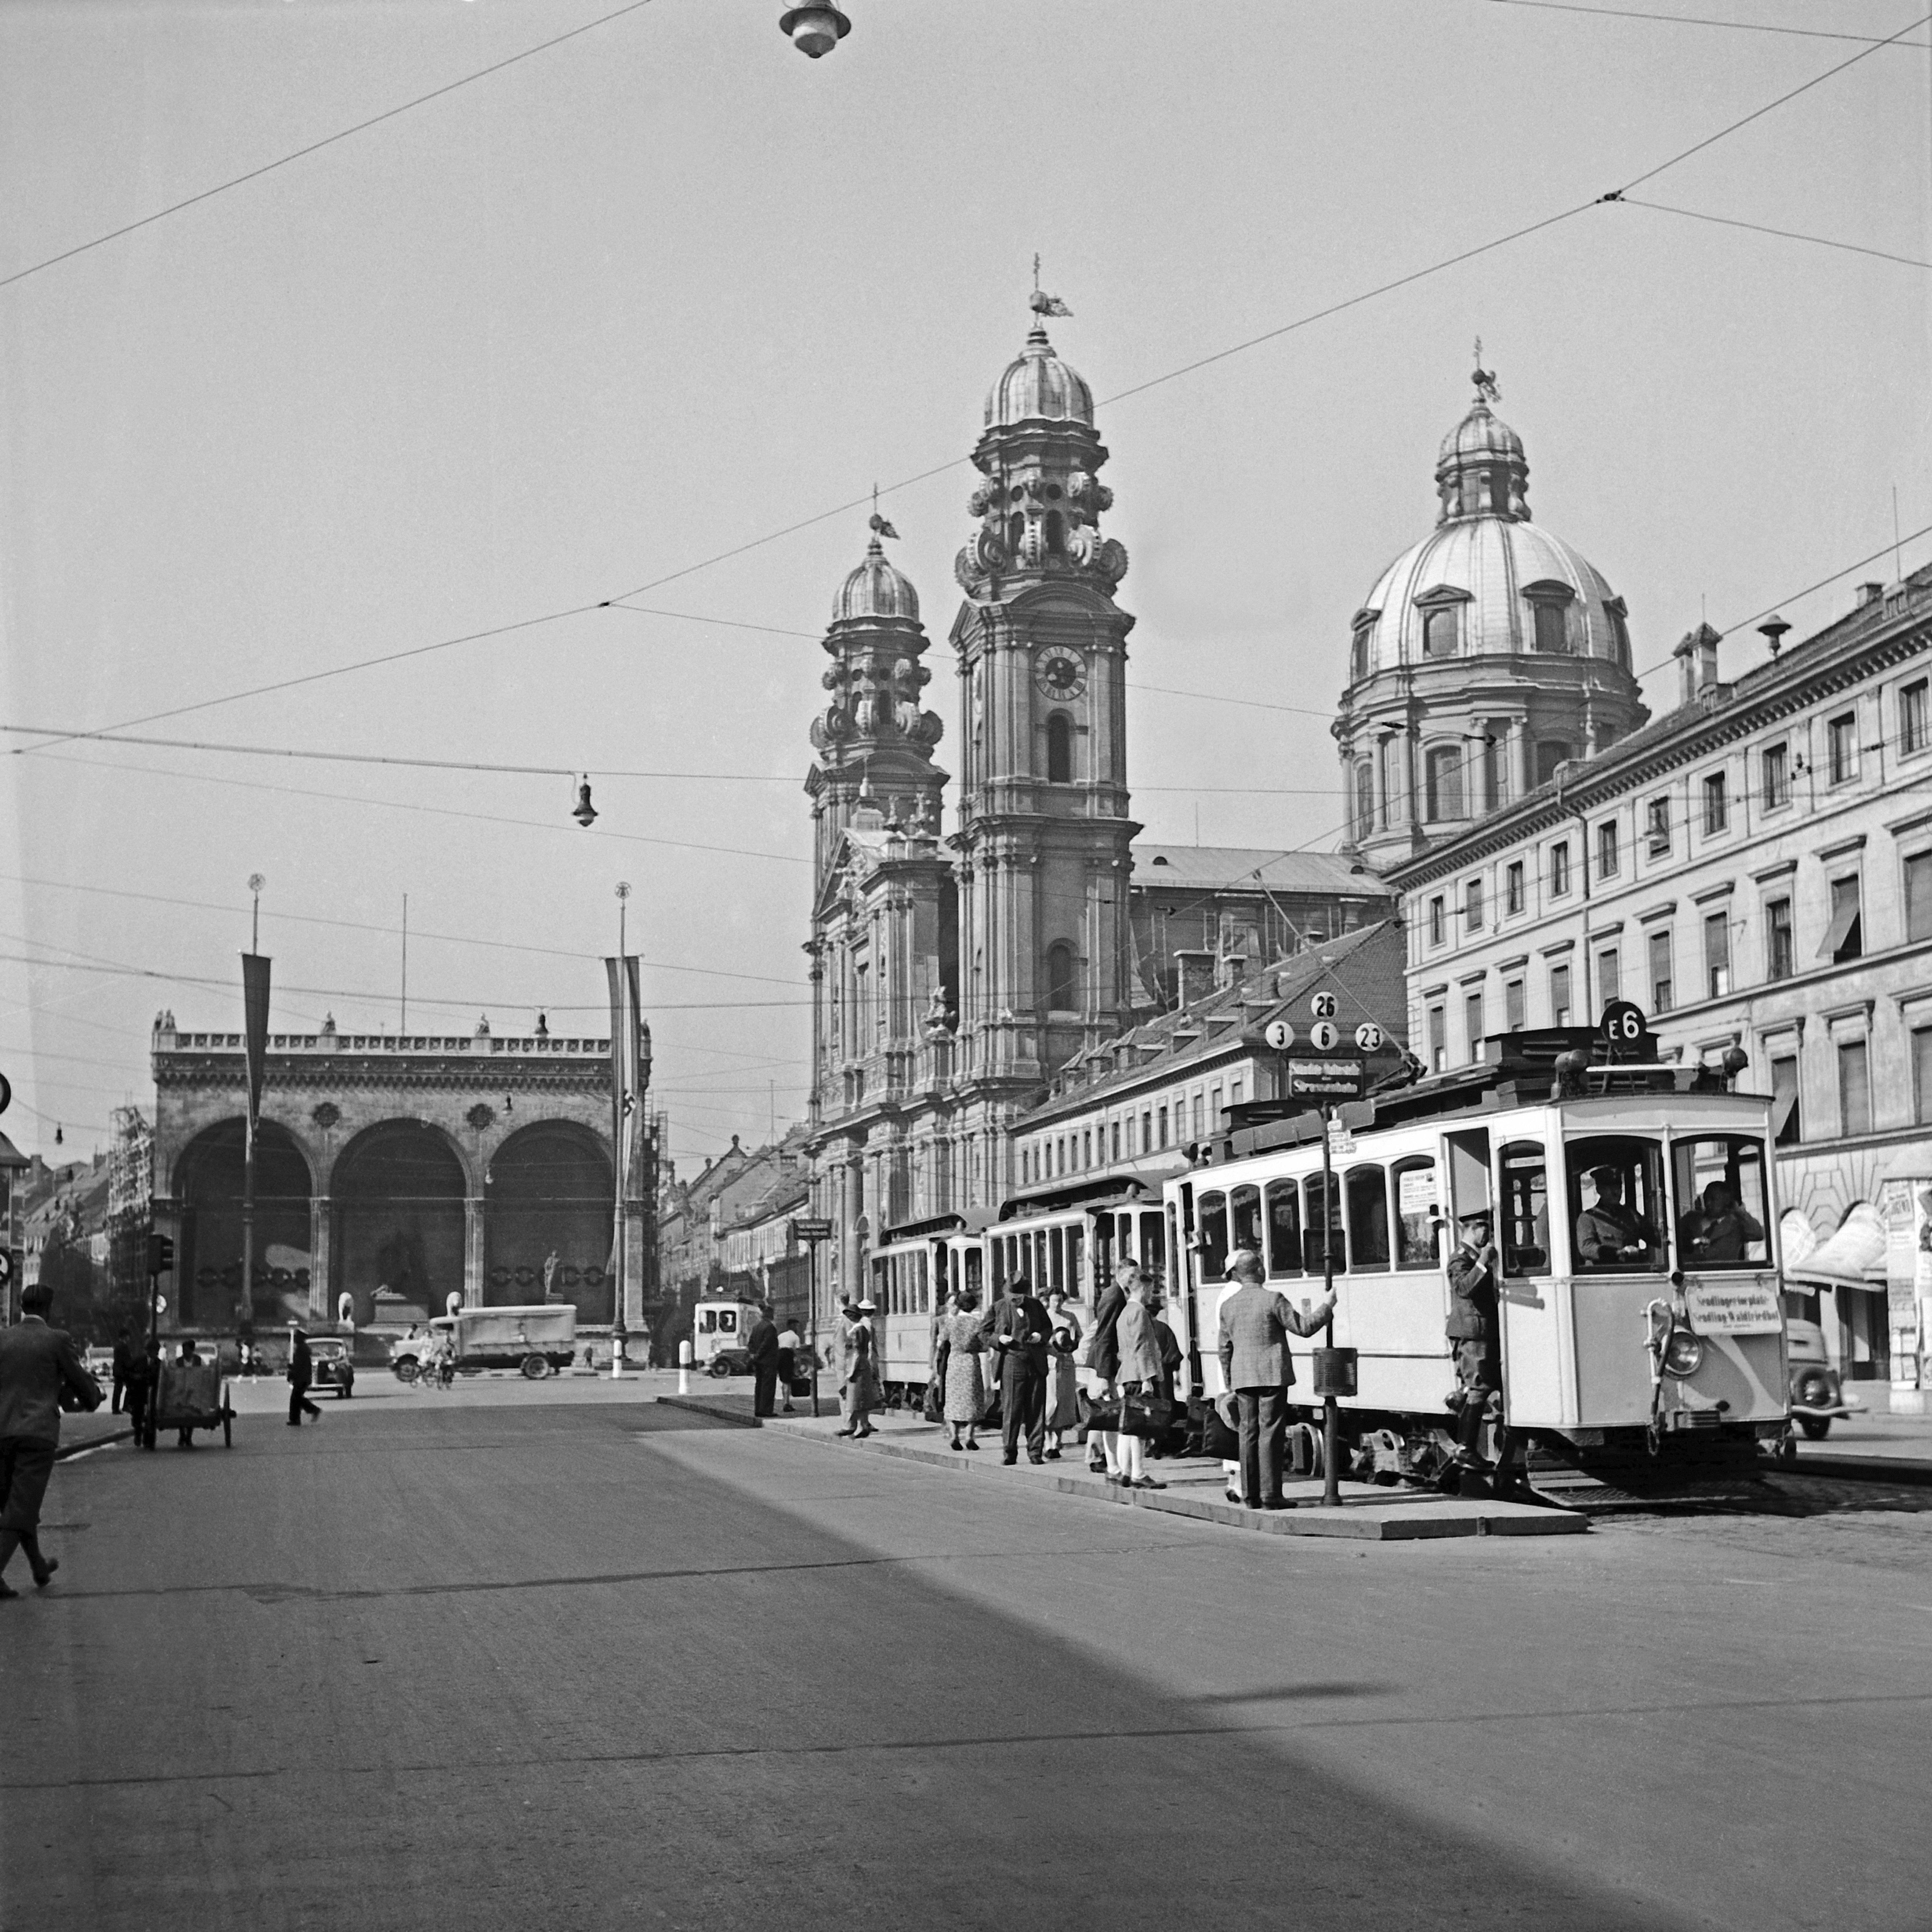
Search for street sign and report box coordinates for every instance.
[790,1218,833,1242]
[1262,1018,1296,1052]
[1310,991,1338,1020]
[1308,1019,1341,1052]
[1287,1057,1364,1100]
[1353,1021,1385,1052]
[1600,999,1646,1050]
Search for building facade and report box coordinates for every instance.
[150,1013,655,1337]
[1387,567,1932,1384]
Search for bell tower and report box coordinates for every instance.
[949,296,1139,1126]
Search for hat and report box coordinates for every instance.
[1457,1208,1492,1225]
[855,1298,878,1314]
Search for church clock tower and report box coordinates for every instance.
[948,297,1138,1194]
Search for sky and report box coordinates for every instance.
[0,0,1927,1175]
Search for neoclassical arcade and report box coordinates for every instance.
[149,1014,653,1334]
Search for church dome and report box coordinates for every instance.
[833,535,919,625]
[985,324,1094,429]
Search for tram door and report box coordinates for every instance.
[1492,1133,1560,1427]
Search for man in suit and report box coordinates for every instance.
[991,1274,1052,1465]
[0,1283,103,1596]
[1446,1210,1501,1471]
[1216,1248,1334,1510]
[746,1304,780,1417]
[287,1327,323,1428]
[110,1326,133,1414]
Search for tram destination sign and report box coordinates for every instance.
[790,1218,833,1243]
[1286,1057,1365,1101]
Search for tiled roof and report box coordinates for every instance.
[1131,844,1386,897]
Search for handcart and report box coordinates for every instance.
[151,1361,235,1447]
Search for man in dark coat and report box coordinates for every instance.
[991,1275,1052,1465]
[110,1326,133,1414]
[746,1304,780,1418]
[0,1284,102,1595]
[287,1327,323,1428]
[129,1337,159,1449]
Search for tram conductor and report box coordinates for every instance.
[1446,1212,1502,1471]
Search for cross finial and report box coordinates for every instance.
[867,485,899,544]
[1472,337,1501,404]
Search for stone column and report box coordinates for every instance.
[308,1196,332,1321]
[464,1196,487,1308]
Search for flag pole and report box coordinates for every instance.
[611,884,633,1380]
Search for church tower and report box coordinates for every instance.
[948,297,1138,1194]
[1336,357,1648,871]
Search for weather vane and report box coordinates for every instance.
[869,484,898,542]
[1472,337,1501,405]
[1029,253,1072,320]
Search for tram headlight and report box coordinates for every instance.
[1662,1328,1704,1377]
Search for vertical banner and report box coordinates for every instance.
[241,953,272,1130]
[605,955,643,1322]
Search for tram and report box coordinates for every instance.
[868,1212,988,1401]
[1162,1026,1791,1487]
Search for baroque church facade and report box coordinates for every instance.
[801,304,1389,1301]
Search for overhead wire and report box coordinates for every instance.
[0,0,663,294]
[1468,0,1932,47]
[1613,196,1932,272]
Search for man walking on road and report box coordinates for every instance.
[746,1304,780,1418]
[111,1326,133,1414]
[0,1283,102,1596]
[991,1274,1051,1465]
[1216,1249,1334,1510]
[287,1327,322,1428]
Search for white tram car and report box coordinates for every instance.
[1163,1029,1791,1485]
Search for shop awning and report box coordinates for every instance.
[1783,1200,1888,1291]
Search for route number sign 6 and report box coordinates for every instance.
[1262,1019,1296,1052]
[1310,992,1338,1020]
[1308,1020,1341,1052]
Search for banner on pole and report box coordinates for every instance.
[241,953,272,1128]
[605,955,643,1319]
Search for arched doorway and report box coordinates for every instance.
[173,1120,314,1330]
[486,1123,615,1319]
[331,1122,466,1327]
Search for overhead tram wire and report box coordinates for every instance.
[0,0,663,293]
[1466,0,1932,48]
[1612,198,1932,274]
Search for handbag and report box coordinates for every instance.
[922,1377,944,1424]
[1117,1389,1175,1438]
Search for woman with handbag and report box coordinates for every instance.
[1043,1291,1082,1460]
[934,1287,988,1451]
[1110,1274,1168,1491]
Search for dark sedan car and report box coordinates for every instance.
[309,1336,356,1398]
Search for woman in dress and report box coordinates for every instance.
[934,1287,987,1451]
[1111,1275,1168,1491]
[1043,1289,1083,1461]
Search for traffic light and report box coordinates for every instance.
[147,1233,174,1277]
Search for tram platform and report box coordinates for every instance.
[656,1392,1587,1540]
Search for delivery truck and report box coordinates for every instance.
[390,1304,577,1382]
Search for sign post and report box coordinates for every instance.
[791,1217,834,1417]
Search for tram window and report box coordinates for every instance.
[1231,1184,1263,1257]
[1567,1135,1666,1272]
[1391,1156,1440,1269]
[1304,1174,1346,1276]
[1345,1166,1391,1272]
[1264,1179,1304,1277]
[1197,1190,1230,1283]
[1497,1142,1550,1276]
[1165,1206,1181,1296]
[965,1248,984,1300]
[1067,1224,1084,1297]
[916,1251,929,1313]
[1095,1216,1115,1283]
[934,1244,949,1299]
[1141,1211,1165,1281]
[1671,1137,1771,1269]
[1035,1230,1050,1290]
[1048,1226,1065,1296]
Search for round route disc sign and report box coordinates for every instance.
[1600,999,1646,1049]
[1309,1019,1341,1052]
[1310,991,1338,1020]
[1262,1018,1296,1052]
[1354,1022,1385,1052]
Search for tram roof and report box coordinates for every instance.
[877,1211,971,1244]
[998,1167,1184,1220]
[1203,1027,1756,1165]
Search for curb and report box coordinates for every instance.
[653,1396,1585,1541]
[1788,1453,1932,1487]
[56,1426,133,1461]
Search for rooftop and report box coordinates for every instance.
[1132,843,1387,897]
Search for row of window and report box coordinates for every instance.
[1347,588,1633,682]
[1354,734,1580,835]
[1422,680,1932,948]
[1020,1071,1250,1185]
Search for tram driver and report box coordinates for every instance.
[1574,1167,1660,1270]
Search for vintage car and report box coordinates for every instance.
[1786,1318,1855,1439]
[308,1335,356,1399]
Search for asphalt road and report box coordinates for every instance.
[7,1388,1931,1931]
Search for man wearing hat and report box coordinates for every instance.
[1215,1248,1335,1510]
[1446,1210,1501,1470]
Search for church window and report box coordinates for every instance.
[1606,600,1632,668]
[1488,467,1509,515]
[1533,601,1570,655]
[1423,606,1459,659]
[1044,511,1065,557]
[1424,746,1463,822]
[1350,624,1372,683]
[1353,762,1374,838]
[1047,712,1074,784]
[1007,513,1024,557]
[1046,942,1078,1013]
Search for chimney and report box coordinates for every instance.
[1174,949,1216,1008]
[1673,623,1721,706]
[1857,581,1885,608]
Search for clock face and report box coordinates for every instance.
[1034,647,1087,700]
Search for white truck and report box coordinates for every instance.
[390,1304,577,1382]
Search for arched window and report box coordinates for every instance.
[1046,712,1073,783]
[1007,513,1024,558]
[1354,761,1374,837]
[1045,941,1078,1013]
[1423,606,1459,658]
[1350,623,1372,683]
[1533,601,1569,654]
[1425,745,1464,822]
[1488,467,1510,515]
[1044,510,1065,557]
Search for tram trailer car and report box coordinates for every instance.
[1165,1027,1791,1490]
